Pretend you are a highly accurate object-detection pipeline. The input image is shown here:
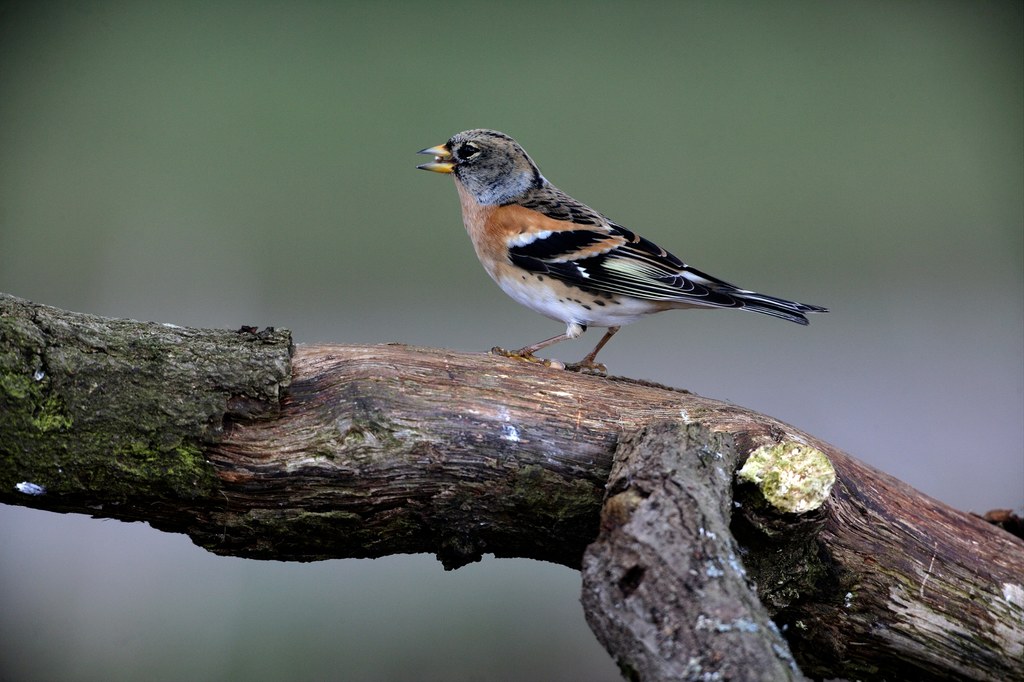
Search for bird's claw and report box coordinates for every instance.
[490,347,565,370]
[564,359,608,376]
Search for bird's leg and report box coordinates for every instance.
[491,323,585,369]
[565,326,620,375]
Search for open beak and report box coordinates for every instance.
[417,144,455,173]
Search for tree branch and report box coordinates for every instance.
[1,293,1021,681]
[582,422,805,680]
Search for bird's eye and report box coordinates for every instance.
[456,143,480,161]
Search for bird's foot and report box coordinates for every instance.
[490,347,566,370]
[564,359,608,376]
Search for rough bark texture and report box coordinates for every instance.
[582,422,804,681]
[2,293,1022,681]
[0,293,291,512]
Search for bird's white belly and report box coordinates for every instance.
[492,270,655,328]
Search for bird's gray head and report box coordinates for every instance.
[417,129,545,205]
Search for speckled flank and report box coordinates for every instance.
[493,265,664,329]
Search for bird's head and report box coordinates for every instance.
[418,129,544,205]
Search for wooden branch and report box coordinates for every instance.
[1,293,1021,681]
[582,422,806,681]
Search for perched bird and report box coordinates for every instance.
[418,129,827,373]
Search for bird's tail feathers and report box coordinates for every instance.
[733,290,829,326]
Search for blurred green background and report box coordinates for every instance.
[1,2,1021,680]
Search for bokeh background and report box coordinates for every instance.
[1,2,1021,680]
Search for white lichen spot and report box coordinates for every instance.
[773,642,799,671]
[683,657,706,675]
[698,526,718,540]
[737,441,835,513]
[497,407,522,443]
[992,583,1024,660]
[16,482,46,496]
[723,619,759,634]
[727,553,746,577]
[544,390,575,399]
[705,562,724,578]
[1003,583,1024,608]
[696,614,759,634]
[699,444,724,461]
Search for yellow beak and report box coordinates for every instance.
[417,144,455,173]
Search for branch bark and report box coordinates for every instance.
[582,422,805,680]
[1,293,1021,681]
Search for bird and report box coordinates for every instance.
[417,129,827,373]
